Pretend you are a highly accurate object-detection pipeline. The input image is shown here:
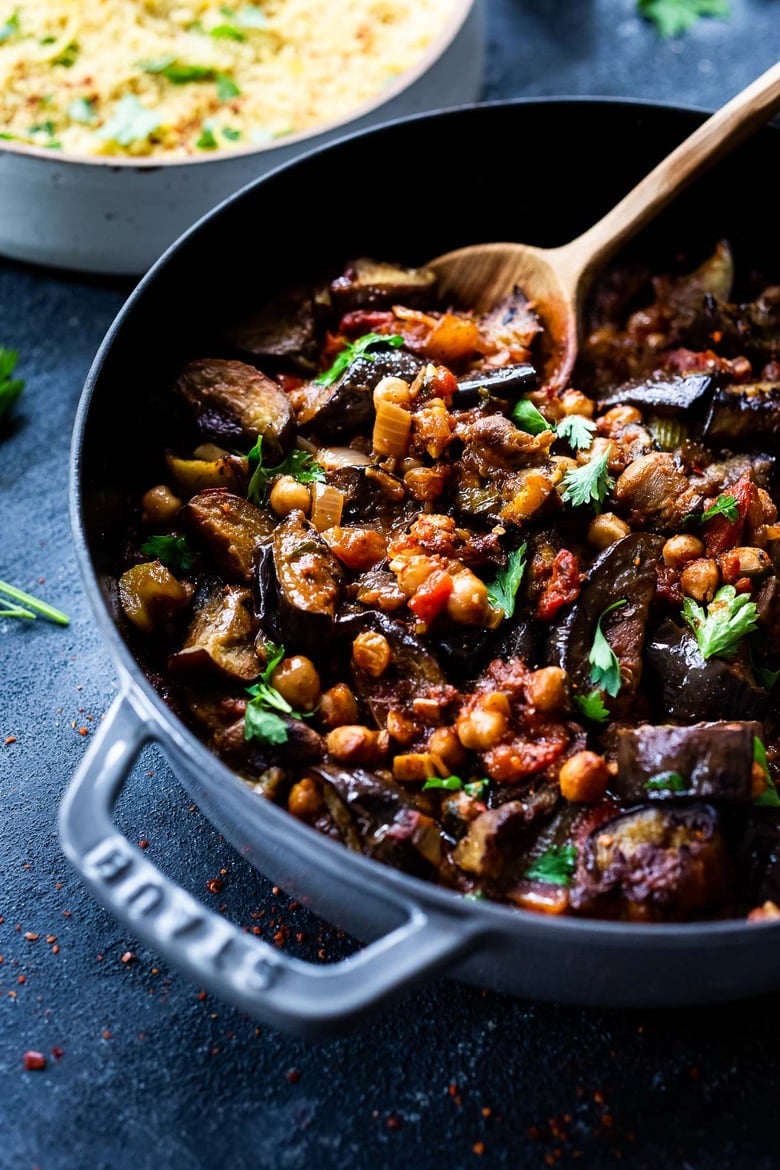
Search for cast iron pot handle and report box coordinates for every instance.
[59,690,481,1038]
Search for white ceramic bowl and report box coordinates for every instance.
[0,0,483,277]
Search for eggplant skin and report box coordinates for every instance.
[269,509,343,651]
[615,721,761,805]
[173,357,295,458]
[570,803,729,921]
[704,382,780,450]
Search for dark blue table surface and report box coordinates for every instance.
[2,4,779,1168]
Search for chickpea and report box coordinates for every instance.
[680,557,720,603]
[373,375,411,408]
[326,725,389,766]
[428,726,466,773]
[270,655,321,712]
[558,750,610,803]
[526,666,569,714]
[599,405,643,433]
[287,777,323,822]
[446,569,490,626]
[392,553,441,596]
[456,692,510,751]
[140,484,182,526]
[318,683,359,729]
[662,533,705,569]
[587,512,630,550]
[352,630,392,677]
[386,710,418,745]
[269,475,312,517]
[559,389,595,418]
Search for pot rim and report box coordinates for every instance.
[69,94,780,948]
[0,0,476,171]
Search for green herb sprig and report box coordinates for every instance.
[422,776,488,798]
[638,0,730,38]
[509,399,595,452]
[701,494,739,524]
[244,641,297,745]
[314,333,404,388]
[587,599,627,697]
[246,438,325,505]
[682,585,759,661]
[486,543,528,620]
[523,843,578,886]
[644,771,686,792]
[139,534,195,574]
[573,690,610,725]
[561,450,614,511]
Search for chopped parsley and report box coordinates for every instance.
[587,599,627,698]
[556,414,596,451]
[524,843,578,886]
[561,450,614,511]
[638,0,730,38]
[0,347,24,420]
[244,640,297,746]
[423,776,488,797]
[682,584,759,661]
[486,543,528,620]
[246,437,325,505]
[0,579,69,625]
[140,58,216,84]
[753,736,780,808]
[701,494,739,524]
[314,333,404,387]
[216,73,241,101]
[644,771,687,792]
[98,96,162,147]
[196,125,219,150]
[139,534,195,574]
[510,397,550,436]
[222,127,241,141]
[573,689,610,725]
[0,11,20,42]
[53,41,79,67]
[210,23,246,41]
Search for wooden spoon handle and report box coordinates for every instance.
[554,59,780,290]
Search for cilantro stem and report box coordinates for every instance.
[0,579,70,625]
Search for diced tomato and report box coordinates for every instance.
[428,364,459,401]
[408,569,454,623]
[703,472,756,556]
[536,549,581,620]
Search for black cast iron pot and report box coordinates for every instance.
[60,98,780,1038]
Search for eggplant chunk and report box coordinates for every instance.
[181,488,274,582]
[614,453,702,532]
[329,257,437,313]
[704,382,780,450]
[222,283,325,371]
[615,721,763,804]
[168,583,261,683]
[452,784,561,880]
[296,346,424,437]
[646,618,768,724]
[547,532,664,705]
[570,803,729,920]
[173,357,294,458]
[217,714,324,773]
[454,362,537,405]
[597,372,716,415]
[270,509,343,650]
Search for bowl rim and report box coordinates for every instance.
[69,94,780,946]
[0,0,476,170]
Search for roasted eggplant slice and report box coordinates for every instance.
[646,618,768,724]
[168,582,261,683]
[570,803,730,920]
[329,257,437,313]
[703,382,780,449]
[268,509,343,651]
[454,362,537,405]
[597,371,716,415]
[296,346,425,437]
[615,721,762,804]
[222,283,327,372]
[173,357,295,458]
[181,488,274,582]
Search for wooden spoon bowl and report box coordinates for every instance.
[429,61,780,394]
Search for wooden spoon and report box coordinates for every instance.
[428,61,780,393]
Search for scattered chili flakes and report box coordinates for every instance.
[120,951,135,964]
[23,1051,46,1071]
[206,878,224,894]
[102,1030,112,1040]
[24,932,39,941]
[46,935,57,944]
[5,735,17,745]
[385,1113,403,1131]
[197,991,207,1001]
[285,1067,301,1084]
[138,839,149,850]
[472,1142,485,1156]
[51,1046,64,1061]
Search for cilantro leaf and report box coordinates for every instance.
[510,397,550,436]
[196,125,218,150]
[644,771,687,792]
[0,579,69,625]
[588,599,627,697]
[139,534,195,574]
[423,775,464,791]
[556,415,596,451]
[98,96,162,146]
[314,333,404,387]
[216,73,241,101]
[573,690,610,724]
[139,58,215,83]
[682,585,759,660]
[486,543,528,620]
[259,639,286,684]
[0,347,24,420]
[222,127,241,141]
[701,494,739,523]
[638,0,730,38]
[561,450,614,511]
[244,641,308,745]
[753,736,780,807]
[244,705,288,746]
[246,438,325,505]
[523,843,578,886]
